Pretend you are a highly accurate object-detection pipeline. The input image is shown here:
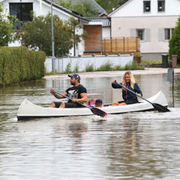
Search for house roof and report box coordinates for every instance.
[108,0,131,17]
[43,0,90,22]
[0,0,90,22]
[86,17,111,27]
[59,0,106,15]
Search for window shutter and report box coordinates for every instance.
[130,29,136,37]
[145,29,151,42]
[158,28,164,41]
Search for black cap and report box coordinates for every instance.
[68,73,80,80]
[95,99,102,104]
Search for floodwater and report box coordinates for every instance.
[0,73,180,180]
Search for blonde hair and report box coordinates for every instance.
[122,71,135,89]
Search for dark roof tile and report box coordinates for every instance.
[86,17,111,27]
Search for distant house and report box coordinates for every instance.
[108,0,180,60]
[0,0,90,56]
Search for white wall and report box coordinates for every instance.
[109,0,180,56]
[110,0,180,17]
[45,54,133,73]
[111,16,178,53]
[102,27,110,38]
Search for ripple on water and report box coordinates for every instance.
[0,74,180,179]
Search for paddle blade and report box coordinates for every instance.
[90,107,107,117]
[153,103,170,112]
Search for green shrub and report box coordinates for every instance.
[0,46,46,85]
[46,70,61,75]
[85,63,94,72]
[96,60,113,71]
[169,16,180,65]
[124,61,145,70]
[73,61,79,73]
[112,65,123,71]
[141,60,162,64]
[65,62,72,74]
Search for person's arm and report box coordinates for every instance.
[71,93,87,103]
[134,83,143,97]
[50,88,67,99]
[112,80,122,89]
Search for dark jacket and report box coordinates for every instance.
[112,82,143,101]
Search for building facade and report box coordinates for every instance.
[0,0,90,56]
[108,0,180,60]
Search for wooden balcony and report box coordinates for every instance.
[103,37,140,56]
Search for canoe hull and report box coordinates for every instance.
[17,91,168,120]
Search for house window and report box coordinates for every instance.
[137,29,144,40]
[10,3,33,29]
[143,1,151,12]
[158,0,165,12]
[165,28,173,40]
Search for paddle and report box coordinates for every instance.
[115,82,170,112]
[54,91,108,117]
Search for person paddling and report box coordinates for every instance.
[49,73,87,108]
[111,71,143,106]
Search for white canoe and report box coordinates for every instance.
[17,91,168,120]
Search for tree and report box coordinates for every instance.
[73,1,99,17]
[56,0,72,10]
[0,3,17,46]
[95,0,128,13]
[67,17,88,56]
[55,0,98,17]
[169,16,180,65]
[16,12,73,57]
[16,12,87,57]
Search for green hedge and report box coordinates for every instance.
[0,46,46,85]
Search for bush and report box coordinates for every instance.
[65,62,72,74]
[169,16,180,65]
[85,63,94,72]
[112,65,122,71]
[0,46,46,85]
[124,61,145,70]
[73,61,79,73]
[95,61,144,72]
[141,60,162,64]
[96,61,113,71]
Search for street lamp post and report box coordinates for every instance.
[51,0,55,75]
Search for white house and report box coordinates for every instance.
[0,0,134,73]
[108,0,180,60]
[0,0,90,56]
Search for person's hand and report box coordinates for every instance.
[50,88,55,94]
[137,93,141,97]
[72,98,78,103]
[112,80,116,84]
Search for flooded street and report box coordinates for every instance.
[0,71,180,179]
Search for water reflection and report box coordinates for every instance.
[0,73,180,179]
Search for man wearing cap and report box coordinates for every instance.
[49,73,87,108]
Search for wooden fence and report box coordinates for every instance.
[103,37,140,55]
